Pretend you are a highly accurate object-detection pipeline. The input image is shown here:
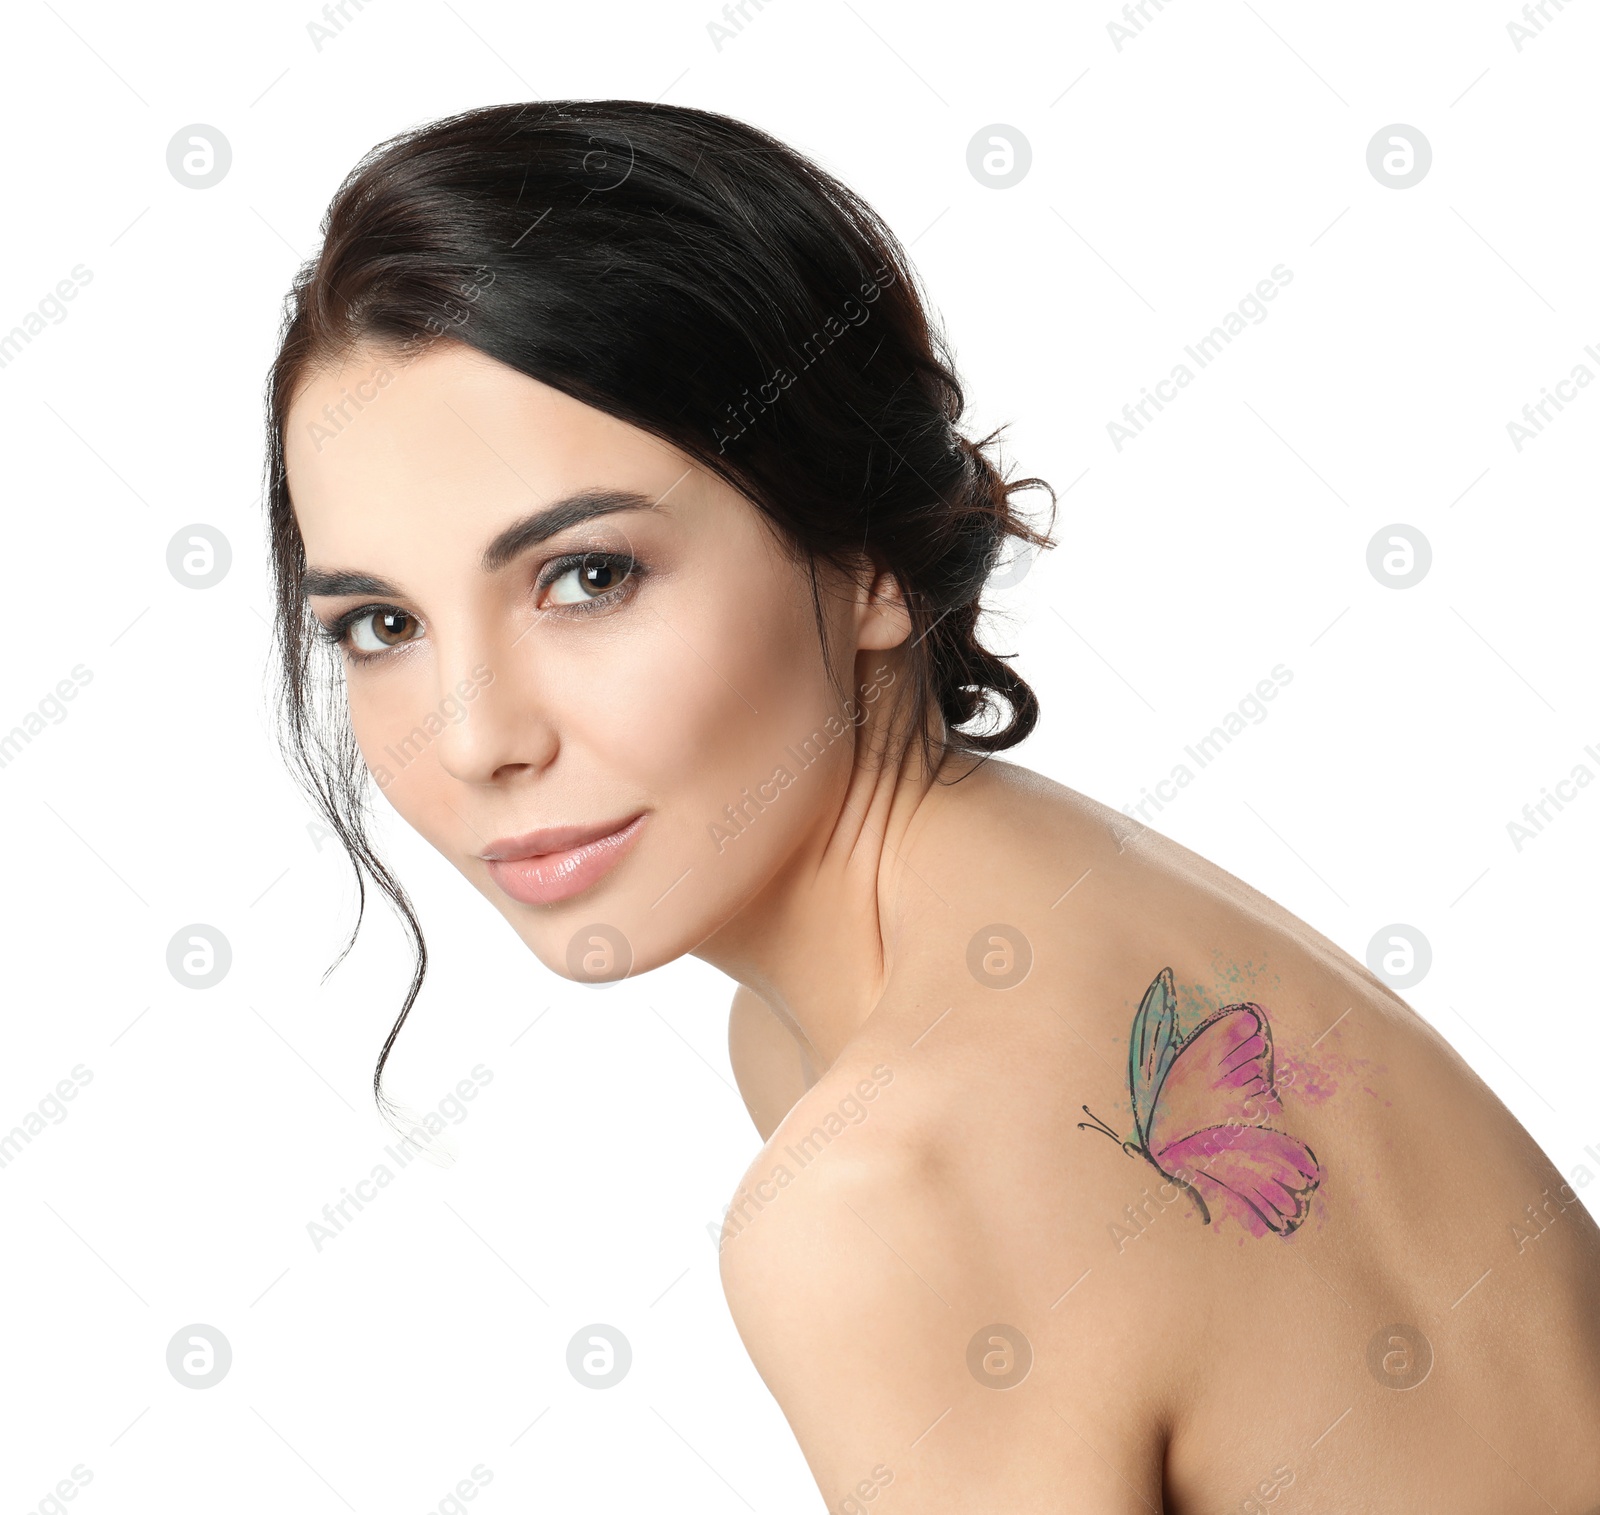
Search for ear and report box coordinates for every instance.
[854,563,912,651]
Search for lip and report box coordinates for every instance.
[480,812,648,906]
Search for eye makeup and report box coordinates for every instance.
[310,548,648,664]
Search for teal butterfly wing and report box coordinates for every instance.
[1128,967,1182,1150]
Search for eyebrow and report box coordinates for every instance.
[301,488,662,598]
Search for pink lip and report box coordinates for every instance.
[481,812,648,906]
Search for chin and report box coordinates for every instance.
[472,843,718,987]
[501,904,684,987]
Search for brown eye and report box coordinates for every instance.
[543,553,636,607]
[348,608,423,654]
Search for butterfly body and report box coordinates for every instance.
[1080,967,1323,1238]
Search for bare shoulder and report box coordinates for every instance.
[716,1046,1176,1514]
[715,757,1600,1507]
[873,757,1600,1504]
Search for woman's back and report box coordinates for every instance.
[719,757,1600,1512]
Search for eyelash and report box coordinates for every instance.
[315,550,645,665]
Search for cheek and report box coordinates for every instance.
[344,671,458,841]
[573,572,842,810]
[644,597,860,923]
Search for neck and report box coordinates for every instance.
[692,676,974,1072]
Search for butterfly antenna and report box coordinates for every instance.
[1076,1104,1123,1145]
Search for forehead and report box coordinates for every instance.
[283,338,688,558]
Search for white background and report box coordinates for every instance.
[1,2,1597,1511]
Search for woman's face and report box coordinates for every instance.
[284,338,908,981]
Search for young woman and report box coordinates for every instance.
[265,99,1600,1511]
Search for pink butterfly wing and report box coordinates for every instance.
[1145,1004,1278,1143]
[1154,1124,1322,1236]
[1144,1004,1322,1235]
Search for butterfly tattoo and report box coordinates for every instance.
[1078,966,1322,1236]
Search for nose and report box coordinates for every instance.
[431,643,557,786]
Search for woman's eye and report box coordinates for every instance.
[543,554,635,607]
[348,608,423,653]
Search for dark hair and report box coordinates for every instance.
[263,99,1056,1130]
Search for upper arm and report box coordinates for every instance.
[717,1134,1166,1513]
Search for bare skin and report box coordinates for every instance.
[283,337,1600,1513]
[719,757,1600,1512]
